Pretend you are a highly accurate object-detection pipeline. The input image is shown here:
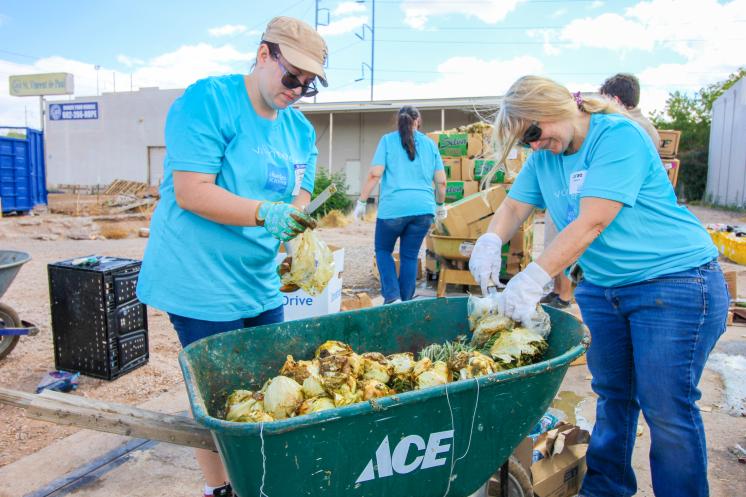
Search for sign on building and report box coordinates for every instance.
[49,102,99,121]
[9,73,74,96]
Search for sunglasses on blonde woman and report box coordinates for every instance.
[518,121,542,146]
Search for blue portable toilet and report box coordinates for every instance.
[0,127,47,214]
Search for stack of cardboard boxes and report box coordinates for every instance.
[425,184,534,291]
[426,124,531,203]
[658,129,681,187]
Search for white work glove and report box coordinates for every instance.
[469,233,504,295]
[435,203,447,222]
[353,199,367,221]
[496,262,552,325]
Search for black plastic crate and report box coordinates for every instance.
[48,256,149,380]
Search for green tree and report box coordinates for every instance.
[311,169,353,218]
[650,67,746,201]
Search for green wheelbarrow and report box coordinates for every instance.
[180,297,589,497]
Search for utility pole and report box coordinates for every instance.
[314,0,330,104]
[355,0,375,101]
[95,65,100,96]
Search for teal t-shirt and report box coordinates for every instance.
[136,75,317,320]
[371,130,444,219]
[508,113,716,287]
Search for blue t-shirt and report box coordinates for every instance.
[508,113,716,287]
[371,130,444,219]
[136,75,317,320]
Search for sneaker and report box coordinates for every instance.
[384,298,402,305]
[545,295,571,309]
[540,292,559,304]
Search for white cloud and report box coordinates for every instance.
[530,0,746,112]
[528,29,561,56]
[552,8,568,18]
[319,54,543,102]
[590,1,604,8]
[318,16,368,36]
[208,24,247,37]
[559,13,654,50]
[334,1,366,15]
[117,54,144,67]
[0,43,254,127]
[401,0,523,30]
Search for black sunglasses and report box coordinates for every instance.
[518,121,542,146]
[276,57,319,98]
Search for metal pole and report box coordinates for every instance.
[328,112,333,175]
[39,96,44,132]
[441,108,445,131]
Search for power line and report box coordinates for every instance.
[375,38,744,45]
[376,19,746,30]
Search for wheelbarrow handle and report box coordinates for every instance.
[0,321,38,336]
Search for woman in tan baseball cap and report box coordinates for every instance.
[135,16,328,497]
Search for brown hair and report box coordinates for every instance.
[600,73,641,108]
[398,106,420,161]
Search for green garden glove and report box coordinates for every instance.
[256,201,316,241]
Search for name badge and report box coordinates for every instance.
[292,164,306,196]
[569,171,586,195]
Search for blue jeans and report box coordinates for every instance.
[168,305,284,348]
[575,260,728,497]
[375,214,433,303]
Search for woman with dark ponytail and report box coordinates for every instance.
[353,105,447,304]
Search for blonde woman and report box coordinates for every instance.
[469,76,727,497]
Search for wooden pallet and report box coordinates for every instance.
[103,179,149,196]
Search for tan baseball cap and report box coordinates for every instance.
[262,16,328,87]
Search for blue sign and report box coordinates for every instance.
[49,102,98,121]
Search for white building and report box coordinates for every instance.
[44,88,500,194]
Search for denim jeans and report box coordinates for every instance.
[168,305,284,348]
[575,260,728,497]
[375,214,433,303]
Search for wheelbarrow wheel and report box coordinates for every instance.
[486,456,533,497]
[0,303,22,360]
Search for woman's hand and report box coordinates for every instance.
[495,262,551,324]
[469,233,504,294]
[435,203,447,222]
[353,200,367,221]
[257,202,316,241]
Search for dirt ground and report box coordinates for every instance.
[0,194,744,495]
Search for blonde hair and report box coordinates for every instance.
[484,76,626,186]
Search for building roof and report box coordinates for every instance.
[294,95,503,114]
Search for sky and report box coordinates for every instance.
[1,0,745,128]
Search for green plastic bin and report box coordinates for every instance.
[179,297,588,497]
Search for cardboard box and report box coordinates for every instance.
[662,158,680,188]
[440,185,507,237]
[341,292,373,311]
[275,246,345,321]
[425,250,440,274]
[281,276,342,321]
[467,216,492,238]
[438,133,469,156]
[442,156,462,180]
[372,252,423,281]
[445,180,479,203]
[658,129,681,157]
[531,424,590,497]
[467,132,483,157]
[505,147,532,178]
[724,270,738,301]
